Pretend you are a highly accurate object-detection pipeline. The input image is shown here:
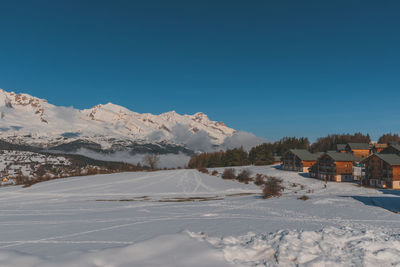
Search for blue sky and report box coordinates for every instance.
[0,0,399,141]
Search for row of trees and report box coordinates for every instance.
[188,133,400,169]
[310,133,371,152]
[189,137,310,168]
[188,148,250,169]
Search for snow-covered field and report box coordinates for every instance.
[0,165,399,266]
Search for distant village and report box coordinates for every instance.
[281,143,400,189]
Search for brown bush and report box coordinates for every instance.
[237,169,252,183]
[197,168,209,174]
[298,195,309,201]
[211,170,219,176]
[254,173,265,186]
[222,168,236,179]
[262,176,284,199]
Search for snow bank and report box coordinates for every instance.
[189,226,400,266]
[0,234,231,267]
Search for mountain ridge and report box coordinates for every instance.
[0,88,236,154]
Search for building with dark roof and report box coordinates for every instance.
[380,144,400,156]
[363,153,400,189]
[273,156,282,164]
[337,144,346,153]
[371,143,388,154]
[281,149,319,172]
[309,152,356,182]
[345,143,371,158]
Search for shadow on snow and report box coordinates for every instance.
[350,195,400,213]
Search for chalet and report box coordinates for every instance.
[282,149,319,172]
[310,152,356,182]
[363,153,400,189]
[273,156,281,164]
[371,143,388,154]
[345,143,370,159]
[337,144,346,153]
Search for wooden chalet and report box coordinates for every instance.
[345,143,370,159]
[282,149,319,172]
[337,144,346,153]
[363,153,400,189]
[309,152,356,182]
[273,156,281,164]
[371,143,388,154]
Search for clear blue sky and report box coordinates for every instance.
[0,0,399,141]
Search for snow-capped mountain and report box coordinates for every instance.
[0,89,236,153]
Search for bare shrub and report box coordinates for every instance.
[143,154,160,170]
[211,170,219,176]
[298,195,309,201]
[237,169,252,183]
[300,185,305,190]
[15,175,30,185]
[254,174,265,186]
[222,168,236,179]
[197,168,209,174]
[291,183,297,187]
[262,176,284,199]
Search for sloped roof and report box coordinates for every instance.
[390,144,400,152]
[337,144,346,150]
[347,143,370,150]
[325,151,357,162]
[375,153,400,166]
[290,149,319,161]
[274,156,281,161]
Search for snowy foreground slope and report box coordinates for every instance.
[0,166,399,266]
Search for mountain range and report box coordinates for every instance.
[0,88,238,155]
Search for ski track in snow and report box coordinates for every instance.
[0,166,399,266]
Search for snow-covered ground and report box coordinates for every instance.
[0,165,399,266]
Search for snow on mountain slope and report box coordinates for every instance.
[0,89,235,151]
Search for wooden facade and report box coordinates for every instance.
[310,152,355,182]
[281,149,318,172]
[363,154,400,189]
[371,143,388,154]
[273,156,282,164]
[345,143,370,159]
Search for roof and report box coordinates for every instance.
[374,143,388,148]
[289,149,319,161]
[347,143,370,150]
[337,144,346,150]
[324,151,357,162]
[374,153,400,166]
[273,156,281,161]
[390,144,400,152]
